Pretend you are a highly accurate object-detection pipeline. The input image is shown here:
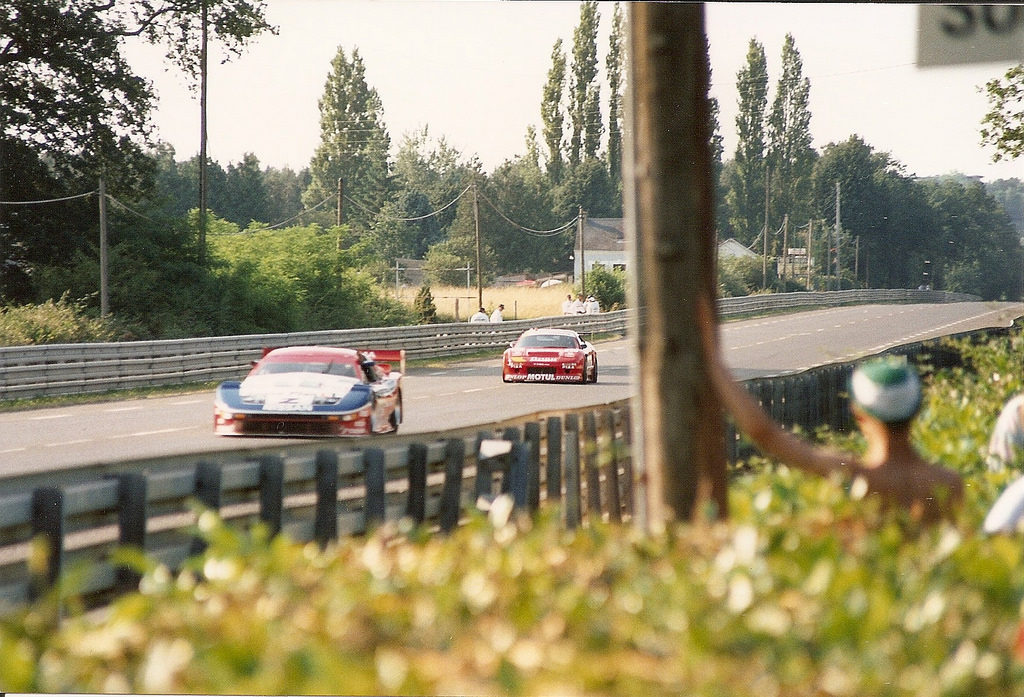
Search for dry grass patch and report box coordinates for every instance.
[393,284,575,321]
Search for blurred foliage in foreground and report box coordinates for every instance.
[2,326,1023,696]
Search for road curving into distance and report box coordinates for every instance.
[1,301,1020,478]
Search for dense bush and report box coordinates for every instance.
[580,264,627,310]
[0,294,124,346]
[2,328,1023,695]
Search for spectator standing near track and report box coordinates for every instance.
[490,304,504,322]
[562,294,574,315]
[469,307,489,323]
[570,294,586,315]
[584,295,600,314]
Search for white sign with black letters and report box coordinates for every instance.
[917,5,1024,66]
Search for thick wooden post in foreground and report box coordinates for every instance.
[625,3,727,531]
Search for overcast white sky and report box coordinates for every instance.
[123,1,1023,182]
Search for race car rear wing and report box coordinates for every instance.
[360,348,406,376]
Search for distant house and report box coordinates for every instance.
[717,237,757,260]
[574,221,762,278]
[574,217,627,280]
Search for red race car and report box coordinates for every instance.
[214,346,404,437]
[502,328,598,384]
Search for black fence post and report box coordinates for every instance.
[509,442,529,510]
[618,407,635,518]
[601,410,622,523]
[314,449,339,545]
[29,487,63,601]
[364,448,387,529]
[405,442,428,525]
[440,438,466,533]
[546,417,563,503]
[192,461,222,556]
[524,422,542,512]
[563,425,581,530]
[259,455,284,537]
[474,431,493,500]
[114,473,147,593]
[583,411,602,518]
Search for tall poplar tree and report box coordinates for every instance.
[605,3,624,191]
[541,39,567,184]
[568,0,601,167]
[727,38,769,245]
[304,47,391,230]
[767,34,816,229]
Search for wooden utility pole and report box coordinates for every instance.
[781,213,789,282]
[198,0,208,264]
[835,181,842,290]
[578,206,586,294]
[98,177,109,317]
[806,218,813,289]
[473,180,482,307]
[336,177,344,250]
[336,178,343,226]
[625,3,726,531]
[762,168,770,290]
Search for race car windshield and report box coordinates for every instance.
[517,334,579,349]
[255,361,357,377]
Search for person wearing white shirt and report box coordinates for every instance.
[584,295,600,314]
[988,393,1024,469]
[469,307,489,322]
[570,294,585,314]
[490,304,504,322]
[561,294,574,315]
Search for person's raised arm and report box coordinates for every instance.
[697,293,858,478]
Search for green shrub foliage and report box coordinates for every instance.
[3,328,1024,695]
[0,294,123,346]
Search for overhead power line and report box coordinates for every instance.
[0,190,97,205]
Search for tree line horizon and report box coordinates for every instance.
[2,1,1021,341]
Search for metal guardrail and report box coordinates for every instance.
[0,290,977,401]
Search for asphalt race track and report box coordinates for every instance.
[1,301,1020,477]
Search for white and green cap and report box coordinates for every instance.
[849,357,922,424]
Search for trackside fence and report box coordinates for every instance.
[0,330,984,615]
[0,289,977,401]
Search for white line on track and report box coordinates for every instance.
[171,399,205,405]
[0,447,27,454]
[104,406,144,413]
[108,427,193,439]
[46,439,92,447]
[28,413,71,420]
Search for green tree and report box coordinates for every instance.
[812,136,938,291]
[304,47,392,231]
[767,34,816,231]
[413,284,437,324]
[980,63,1024,162]
[605,2,625,195]
[921,177,1023,300]
[541,39,567,184]
[986,178,1024,238]
[483,156,570,274]
[727,38,769,245]
[222,153,269,226]
[568,1,601,167]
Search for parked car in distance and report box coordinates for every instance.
[502,328,597,384]
[214,346,404,437]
